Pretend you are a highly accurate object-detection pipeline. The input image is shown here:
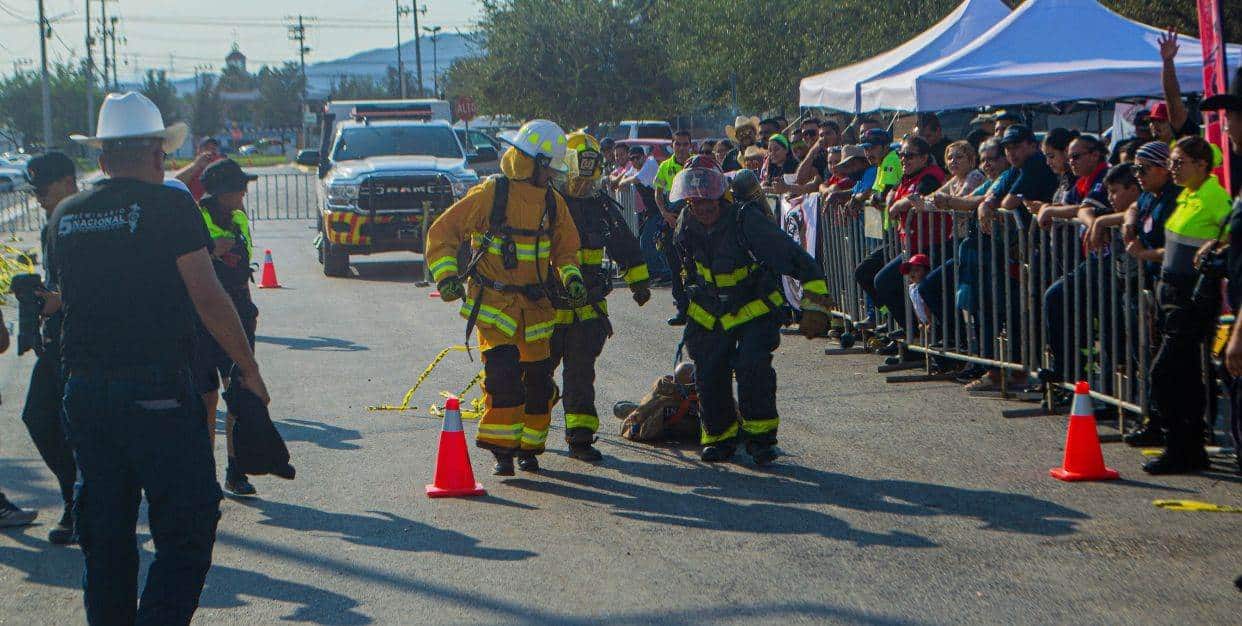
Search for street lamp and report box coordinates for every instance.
[423,25,442,98]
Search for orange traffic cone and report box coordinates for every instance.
[425,397,486,498]
[258,249,281,289]
[1050,381,1120,481]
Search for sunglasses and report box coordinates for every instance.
[1168,157,1196,170]
[897,151,925,159]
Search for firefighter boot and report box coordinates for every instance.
[516,452,540,472]
[492,451,515,476]
[699,442,736,463]
[746,439,779,466]
[565,427,603,462]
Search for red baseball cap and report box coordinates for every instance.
[900,254,931,275]
[1147,102,1170,122]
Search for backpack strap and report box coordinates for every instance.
[488,175,510,235]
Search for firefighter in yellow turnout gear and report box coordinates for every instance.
[425,119,585,475]
[550,132,651,462]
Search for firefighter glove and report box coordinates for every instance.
[437,276,465,302]
[631,281,651,306]
[565,275,589,307]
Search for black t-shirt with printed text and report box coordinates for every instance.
[48,177,211,369]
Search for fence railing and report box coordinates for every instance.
[795,192,1161,428]
[0,172,321,234]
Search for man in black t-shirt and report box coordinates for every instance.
[19,152,80,545]
[53,91,268,625]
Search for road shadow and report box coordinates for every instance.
[276,418,363,451]
[348,259,426,284]
[516,456,1087,541]
[256,335,369,352]
[202,562,371,625]
[234,498,537,560]
[0,529,369,625]
[0,458,66,509]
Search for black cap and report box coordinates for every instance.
[994,110,1022,123]
[999,124,1036,146]
[859,128,893,148]
[201,158,258,196]
[25,151,76,191]
[628,145,646,157]
[600,137,616,150]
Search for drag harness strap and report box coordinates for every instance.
[1152,499,1242,513]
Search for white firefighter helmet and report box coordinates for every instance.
[509,119,569,173]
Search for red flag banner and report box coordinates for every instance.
[1197,0,1231,193]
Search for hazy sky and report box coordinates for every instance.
[0,0,483,81]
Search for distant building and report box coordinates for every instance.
[226,43,247,73]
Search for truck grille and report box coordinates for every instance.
[356,175,454,212]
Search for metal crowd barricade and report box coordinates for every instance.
[805,191,1154,428]
[246,172,319,221]
[0,190,45,234]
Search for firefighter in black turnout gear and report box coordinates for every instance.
[550,132,651,461]
[672,159,832,464]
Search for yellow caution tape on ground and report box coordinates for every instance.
[1152,499,1242,513]
[367,345,472,412]
[429,370,486,420]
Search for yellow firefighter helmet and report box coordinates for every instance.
[561,131,603,198]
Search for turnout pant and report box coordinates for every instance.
[549,316,608,444]
[62,366,221,626]
[477,324,554,455]
[684,314,781,446]
[22,348,75,505]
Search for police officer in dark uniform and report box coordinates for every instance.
[549,132,651,461]
[54,91,268,624]
[20,152,80,544]
[671,160,832,464]
[192,158,260,497]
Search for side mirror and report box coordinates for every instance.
[468,146,498,164]
[296,150,320,166]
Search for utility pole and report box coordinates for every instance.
[99,0,109,93]
[109,16,120,89]
[424,26,441,98]
[287,16,311,98]
[394,1,407,99]
[37,0,52,148]
[85,0,95,133]
[411,0,425,97]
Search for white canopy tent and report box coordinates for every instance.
[858,0,1242,113]
[798,0,1010,113]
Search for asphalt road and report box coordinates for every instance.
[0,218,1239,624]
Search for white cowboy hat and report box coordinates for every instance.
[70,91,189,152]
[725,115,761,142]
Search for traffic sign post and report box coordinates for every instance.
[455,97,477,123]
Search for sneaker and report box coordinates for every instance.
[955,365,988,384]
[492,452,515,476]
[48,505,75,545]
[1142,449,1211,475]
[1123,426,1165,447]
[964,374,1002,397]
[516,453,540,472]
[0,497,37,528]
[224,474,258,498]
[700,443,736,463]
[876,341,901,356]
[667,313,688,326]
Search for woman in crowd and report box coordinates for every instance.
[870,136,946,352]
[1041,128,1081,205]
[1145,136,1232,474]
[699,139,717,157]
[760,133,799,191]
[713,139,735,167]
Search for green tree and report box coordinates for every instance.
[189,74,224,138]
[0,62,102,150]
[329,74,388,100]
[447,0,676,127]
[141,69,180,124]
[253,63,307,128]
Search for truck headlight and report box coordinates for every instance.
[327,183,359,207]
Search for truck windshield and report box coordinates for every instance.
[636,124,672,139]
[333,126,463,161]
